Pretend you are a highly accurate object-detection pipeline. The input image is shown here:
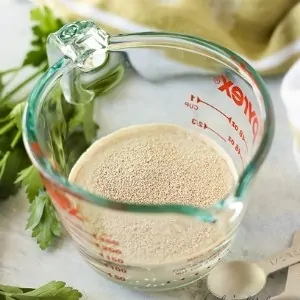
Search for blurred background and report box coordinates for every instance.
[37,0,300,76]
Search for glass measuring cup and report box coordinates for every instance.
[23,21,274,291]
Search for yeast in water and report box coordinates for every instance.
[69,124,236,265]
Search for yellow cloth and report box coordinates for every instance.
[39,0,300,75]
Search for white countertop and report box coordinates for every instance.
[1,1,300,299]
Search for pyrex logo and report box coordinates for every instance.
[215,75,259,141]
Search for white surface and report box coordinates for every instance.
[281,59,300,129]
[1,1,300,299]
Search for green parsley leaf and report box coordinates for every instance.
[0,74,4,98]
[23,7,64,68]
[0,135,11,155]
[69,103,98,144]
[0,7,67,248]
[0,104,12,123]
[19,281,82,299]
[9,102,25,131]
[0,281,82,300]
[0,152,10,178]
[23,50,47,69]
[0,285,23,294]
[31,7,64,34]
[29,190,62,250]
[0,120,14,135]
[64,131,90,172]
[16,166,43,203]
[0,6,101,250]
[26,189,46,230]
[0,147,31,200]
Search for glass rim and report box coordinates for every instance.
[23,31,274,221]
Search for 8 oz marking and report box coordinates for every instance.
[228,136,244,166]
[187,94,248,152]
[214,75,259,143]
[228,136,240,154]
[230,119,248,152]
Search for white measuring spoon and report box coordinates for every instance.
[207,230,300,299]
[270,231,300,300]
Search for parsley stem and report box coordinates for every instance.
[0,120,15,135]
[0,65,22,75]
[1,65,46,103]
[5,69,22,88]
[0,151,10,178]
[16,95,30,104]
[11,131,22,148]
[0,115,11,123]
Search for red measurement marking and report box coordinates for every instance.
[214,75,259,141]
[191,118,204,128]
[189,94,249,152]
[185,101,198,110]
[239,153,244,168]
[104,271,113,278]
[191,118,226,142]
[191,94,231,121]
[31,142,43,157]
[43,179,71,210]
[98,253,124,263]
[242,137,248,153]
[68,208,79,217]
[42,177,86,221]
[230,119,249,153]
[115,275,126,281]
[103,263,127,273]
[103,272,125,281]
[106,256,124,264]
[228,136,244,166]
[205,123,226,142]
[98,236,119,246]
[231,57,255,81]
[102,245,122,254]
[92,233,120,246]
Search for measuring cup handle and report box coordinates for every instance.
[282,231,300,294]
[257,244,300,275]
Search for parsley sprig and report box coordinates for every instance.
[0,281,82,299]
[0,7,97,249]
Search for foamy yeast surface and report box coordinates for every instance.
[69,123,236,264]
